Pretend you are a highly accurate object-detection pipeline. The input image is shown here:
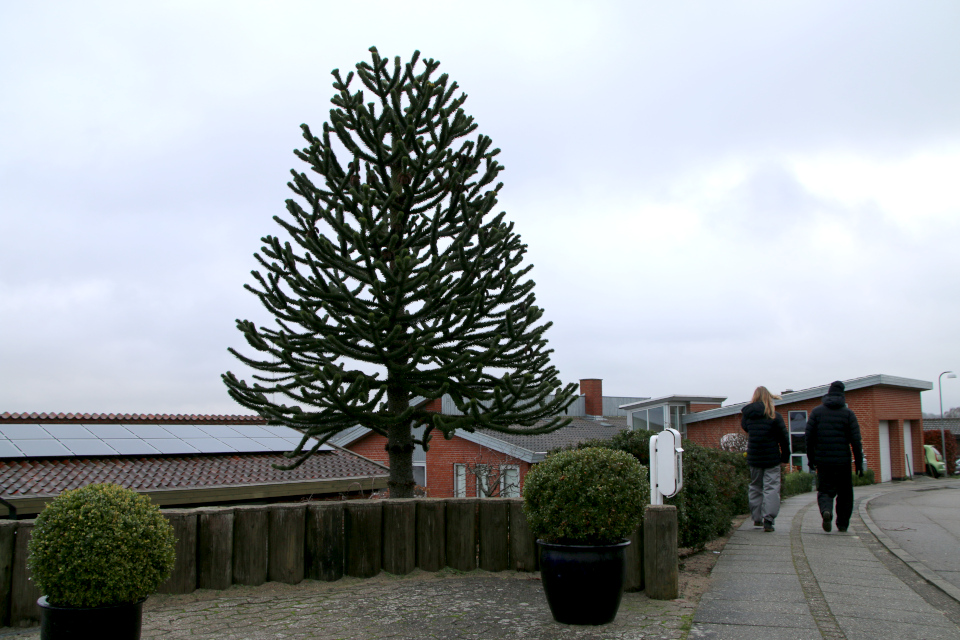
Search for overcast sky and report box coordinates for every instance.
[2,1,959,416]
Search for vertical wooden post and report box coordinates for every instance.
[344,501,382,578]
[0,521,16,627]
[157,510,198,594]
[508,499,537,572]
[306,502,344,582]
[197,508,234,590]
[268,504,305,585]
[381,500,416,575]
[644,505,677,600]
[416,499,445,571]
[232,505,268,586]
[445,498,478,571]
[478,499,509,572]
[10,520,40,627]
[624,523,644,592]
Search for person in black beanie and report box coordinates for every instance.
[805,380,864,532]
[741,386,791,532]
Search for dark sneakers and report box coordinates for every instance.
[822,510,833,532]
[763,519,775,532]
[754,520,763,527]
[837,524,848,533]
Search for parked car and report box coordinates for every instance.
[924,445,947,478]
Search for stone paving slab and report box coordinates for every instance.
[0,570,698,640]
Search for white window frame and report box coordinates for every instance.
[413,462,427,488]
[453,463,466,498]
[500,465,520,498]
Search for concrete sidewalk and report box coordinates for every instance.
[690,478,960,640]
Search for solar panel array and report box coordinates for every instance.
[0,423,332,459]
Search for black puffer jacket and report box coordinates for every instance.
[805,392,863,471]
[741,402,790,469]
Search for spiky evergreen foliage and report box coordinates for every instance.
[223,48,577,497]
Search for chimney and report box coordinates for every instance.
[580,379,602,418]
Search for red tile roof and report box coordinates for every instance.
[0,449,387,498]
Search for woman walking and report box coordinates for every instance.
[741,386,791,532]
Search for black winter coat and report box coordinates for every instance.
[741,402,790,469]
[805,392,863,471]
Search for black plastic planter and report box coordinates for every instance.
[38,596,145,640]
[537,539,630,625]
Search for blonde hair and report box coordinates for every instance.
[751,386,781,420]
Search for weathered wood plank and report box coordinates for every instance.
[306,502,344,582]
[345,501,382,578]
[9,520,40,627]
[445,498,478,571]
[0,521,17,627]
[508,499,536,572]
[232,506,268,586]
[478,499,509,572]
[416,499,445,571]
[624,524,644,592]
[197,508,234,590]
[644,505,677,600]
[381,500,416,575]
[268,504,305,585]
[157,510,198,595]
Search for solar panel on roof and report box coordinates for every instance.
[123,425,172,439]
[218,438,271,453]
[42,425,97,439]
[0,441,24,457]
[182,438,235,454]
[144,439,198,455]
[61,439,118,456]
[0,420,336,460]
[0,425,47,440]
[104,439,160,456]
[162,425,207,439]
[196,425,241,439]
[13,440,71,457]
[230,425,274,438]
[85,425,135,439]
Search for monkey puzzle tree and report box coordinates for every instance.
[223,48,577,497]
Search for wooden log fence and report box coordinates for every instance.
[0,497,649,628]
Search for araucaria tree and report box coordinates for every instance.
[223,48,577,498]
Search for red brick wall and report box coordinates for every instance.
[686,385,925,479]
[348,431,531,498]
[689,403,722,413]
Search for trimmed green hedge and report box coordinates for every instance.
[27,483,176,608]
[523,448,647,544]
[576,430,750,549]
[781,471,815,497]
[852,468,876,486]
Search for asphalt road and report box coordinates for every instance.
[867,479,960,591]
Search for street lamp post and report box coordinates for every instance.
[939,371,957,471]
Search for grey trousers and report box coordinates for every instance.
[749,466,781,523]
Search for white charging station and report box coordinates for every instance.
[649,428,684,505]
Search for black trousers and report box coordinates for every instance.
[816,464,854,528]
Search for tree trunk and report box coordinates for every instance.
[386,382,415,498]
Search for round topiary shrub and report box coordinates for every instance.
[523,447,648,545]
[27,483,176,608]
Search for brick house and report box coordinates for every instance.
[619,375,932,483]
[330,379,642,498]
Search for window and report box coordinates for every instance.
[413,463,426,488]
[500,465,520,498]
[453,464,466,498]
[788,411,807,454]
[670,405,686,438]
[631,409,648,431]
[477,472,493,498]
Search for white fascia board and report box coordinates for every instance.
[684,374,934,424]
[619,395,727,411]
[454,430,542,464]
